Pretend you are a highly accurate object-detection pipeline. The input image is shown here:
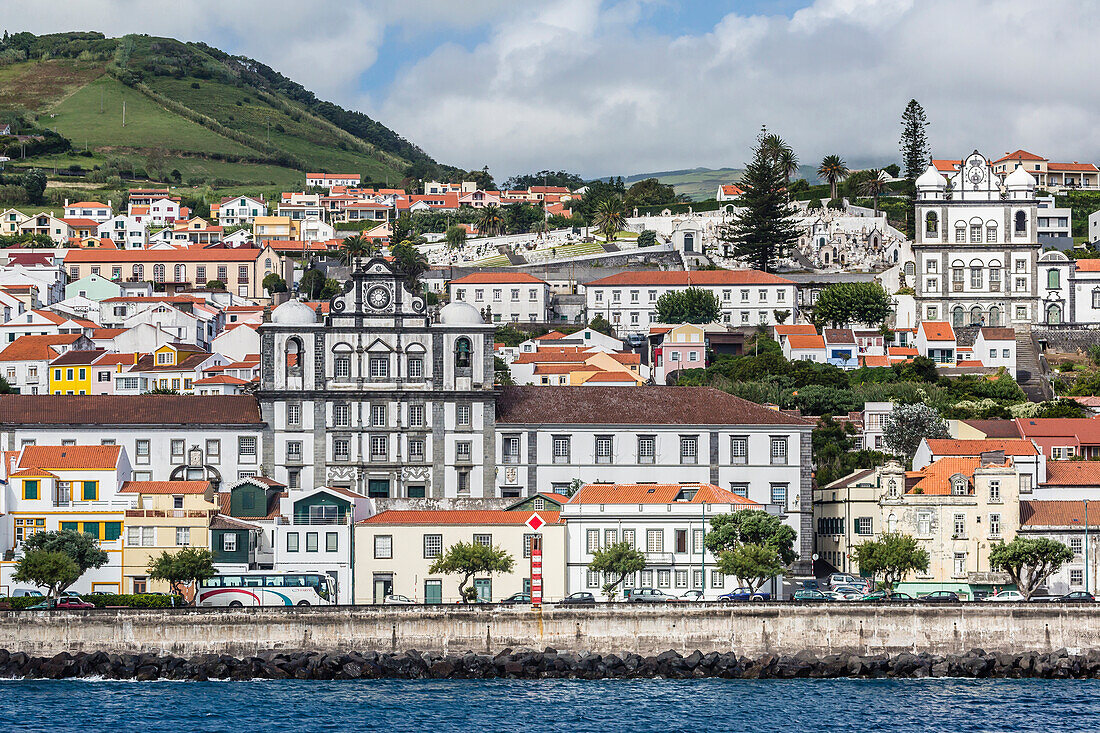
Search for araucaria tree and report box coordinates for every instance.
[718,127,800,271]
[883,402,949,462]
[818,154,849,201]
[429,541,515,603]
[851,533,929,594]
[655,287,722,324]
[588,541,646,600]
[899,99,931,181]
[147,547,217,601]
[811,282,893,328]
[989,537,1073,600]
[15,529,108,598]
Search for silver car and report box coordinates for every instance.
[382,594,415,605]
[628,588,680,603]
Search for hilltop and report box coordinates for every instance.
[621,166,822,201]
[0,31,454,190]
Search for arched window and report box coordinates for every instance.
[988,306,1001,327]
[970,306,984,325]
[174,264,186,281]
[952,306,965,327]
[265,258,273,271]
[954,223,966,243]
[904,262,916,277]
[925,211,938,236]
[333,344,352,379]
[888,479,898,499]
[1048,269,1060,289]
[952,478,967,496]
[286,337,302,376]
[454,337,472,369]
[153,264,165,283]
[986,222,997,243]
[1093,288,1100,309]
[887,513,897,533]
[133,264,144,280]
[1047,303,1062,325]
[1015,210,1027,235]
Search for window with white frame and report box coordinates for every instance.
[368,356,389,379]
[638,435,655,464]
[127,526,155,546]
[287,403,301,427]
[423,534,443,558]
[456,441,472,462]
[731,436,748,464]
[675,569,688,588]
[502,434,520,464]
[409,404,425,428]
[370,403,387,427]
[604,528,616,547]
[770,436,787,465]
[333,439,350,462]
[171,439,185,461]
[917,510,932,536]
[552,436,570,464]
[953,552,966,577]
[680,435,698,464]
[989,513,1001,538]
[175,527,191,546]
[135,439,150,464]
[370,436,388,461]
[409,438,425,461]
[408,356,424,380]
[710,570,724,588]
[693,569,703,588]
[456,404,471,427]
[622,529,635,548]
[473,534,492,547]
[771,484,787,507]
[587,570,600,588]
[595,436,613,464]
[1071,568,1084,586]
[646,529,663,553]
[693,529,704,553]
[1071,536,1084,556]
[856,517,873,535]
[586,529,600,553]
[333,404,351,427]
[989,480,1000,502]
[730,483,748,498]
[238,436,257,463]
[640,570,653,587]
[953,513,966,538]
[286,441,302,462]
[657,570,671,588]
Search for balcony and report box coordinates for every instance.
[126,509,211,519]
[282,514,351,526]
[644,552,674,564]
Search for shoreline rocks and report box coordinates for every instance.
[2,647,1100,681]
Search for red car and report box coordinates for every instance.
[29,596,95,610]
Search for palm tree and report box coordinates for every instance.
[390,240,430,289]
[818,154,850,200]
[340,233,375,263]
[593,195,627,243]
[778,147,800,186]
[860,169,889,214]
[476,205,505,237]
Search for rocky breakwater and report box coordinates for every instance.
[4,647,1100,680]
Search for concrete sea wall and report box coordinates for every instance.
[3,603,1100,658]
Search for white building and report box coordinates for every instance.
[212,195,267,227]
[63,200,113,223]
[96,215,148,249]
[1036,196,1072,245]
[306,173,361,190]
[585,270,798,335]
[449,272,552,323]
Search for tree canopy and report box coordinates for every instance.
[715,544,784,593]
[704,510,795,592]
[444,224,467,248]
[389,240,429,289]
[811,282,893,328]
[429,541,515,602]
[818,155,849,200]
[12,550,80,599]
[18,529,108,597]
[637,229,657,248]
[588,314,614,336]
[624,178,678,208]
[262,272,287,294]
[147,547,216,601]
[883,402,949,461]
[899,99,930,181]
[655,287,721,324]
[476,205,505,238]
[588,541,646,600]
[851,533,929,593]
[989,537,1073,600]
[593,195,627,242]
[504,170,585,191]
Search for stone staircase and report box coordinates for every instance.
[1015,325,1050,402]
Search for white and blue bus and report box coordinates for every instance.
[197,572,336,607]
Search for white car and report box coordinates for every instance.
[382,594,415,605]
[984,590,1025,602]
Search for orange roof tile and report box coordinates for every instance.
[774,324,818,336]
[909,456,1011,495]
[1048,162,1099,172]
[925,439,1039,457]
[1043,461,1100,486]
[450,272,547,285]
[66,201,109,208]
[1021,500,1100,527]
[993,150,1047,163]
[361,509,561,525]
[1075,259,1100,272]
[535,331,567,341]
[889,346,919,356]
[583,371,641,383]
[9,467,57,479]
[0,334,83,362]
[920,321,955,341]
[787,334,826,349]
[570,482,757,505]
[587,270,793,287]
[119,480,211,494]
[860,355,890,367]
[18,444,121,470]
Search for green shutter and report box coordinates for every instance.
[103,522,122,541]
[61,521,78,532]
[82,522,100,539]
[23,480,38,500]
[82,481,96,500]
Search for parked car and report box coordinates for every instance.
[792,589,830,602]
[983,590,1025,602]
[1057,591,1095,603]
[628,588,680,603]
[718,587,771,602]
[382,594,415,605]
[799,579,822,590]
[558,592,596,607]
[860,591,914,602]
[28,596,95,610]
[830,585,866,599]
[680,590,705,601]
[500,592,531,605]
[828,573,861,589]
[918,590,961,603]
[10,589,43,597]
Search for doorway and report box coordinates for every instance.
[373,574,392,604]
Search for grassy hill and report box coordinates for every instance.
[0,32,451,192]
[623,166,822,201]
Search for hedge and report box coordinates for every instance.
[0,593,182,610]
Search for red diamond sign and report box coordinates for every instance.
[525,513,545,531]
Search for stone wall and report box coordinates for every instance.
[3,604,1100,658]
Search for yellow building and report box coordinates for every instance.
[47,349,100,394]
[253,216,294,245]
[119,480,216,595]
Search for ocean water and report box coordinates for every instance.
[0,678,1095,732]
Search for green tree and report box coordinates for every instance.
[899,99,931,181]
[624,178,677,208]
[298,268,325,299]
[205,279,226,291]
[12,550,80,600]
[503,203,546,235]
[444,224,467,249]
[818,154,850,200]
[773,309,791,324]
[593,195,627,242]
[716,544,784,594]
[341,233,376,262]
[504,170,585,190]
[143,386,180,395]
[391,213,413,244]
[989,537,1073,600]
[476,205,505,237]
[428,541,515,603]
[23,169,46,205]
[811,282,893,328]
[588,314,614,336]
[884,164,901,178]
[718,127,800,271]
[860,169,889,214]
[18,529,108,597]
[390,240,429,289]
[656,287,721,324]
[637,229,657,248]
[493,355,514,386]
[883,402,949,462]
[147,547,216,602]
[588,541,646,600]
[704,509,797,565]
[1034,398,1088,418]
[851,533,929,594]
[262,272,287,294]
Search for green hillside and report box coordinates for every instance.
[0,31,451,188]
[623,166,823,201]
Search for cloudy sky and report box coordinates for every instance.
[9,0,1100,179]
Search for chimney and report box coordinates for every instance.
[64,198,69,208]
[133,352,140,366]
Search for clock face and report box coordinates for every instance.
[366,285,391,310]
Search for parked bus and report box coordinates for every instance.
[197,572,336,607]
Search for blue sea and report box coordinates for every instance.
[0,678,1095,731]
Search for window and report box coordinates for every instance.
[770,437,787,465]
[333,439,350,462]
[333,404,351,427]
[640,570,653,587]
[730,483,748,498]
[456,404,471,427]
[133,438,151,465]
[989,480,1000,502]
[286,532,300,552]
[917,510,932,536]
[286,441,302,462]
[223,534,237,552]
[675,569,688,588]
[408,404,425,428]
[368,356,389,379]
[370,435,388,461]
[953,513,966,538]
[655,569,670,588]
[1071,536,1084,556]
[502,435,520,464]
[424,534,443,558]
[205,439,221,464]
[127,526,155,547]
[454,337,472,368]
[953,552,966,577]
[587,529,600,553]
[989,513,1001,538]
[408,357,424,380]
[646,529,663,553]
[731,436,747,464]
[326,532,338,552]
[638,435,655,464]
[970,224,982,243]
[455,441,472,462]
[970,266,983,289]
[693,569,704,589]
[175,527,191,546]
[1048,269,1060,290]
[692,529,704,554]
[1015,210,1027,234]
[287,403,301,427]
[770,484,787,506]
[409,438,425,461]
[711,570,724,588]
[370,404,386,427]
[856,517,873,535]
[955,225,965,243]
[595,436,613,464]
[473,534,492,548]
[680,435,698,464]
[622,529,635,548]
[587,570,600,588]
[1071,568,1084,587]
[306,532,318,552]
[238,436,257,463]
[675,529,688,554]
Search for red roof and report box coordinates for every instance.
[1075,259,1100,272]
[61,218,101,227]
[66,201,109,209]
[65,248,269,263]
[193,375,248,385]
[1016,418,1100,443]
[920,321,955,342]
[720,184,744,196]
[119,480,211,494]
[19,444,121,470]
[909,456,1010,495]
[587,270,793,287]
[860,355,889,367]
[888,346,919,357]
[924,439,1039,457]
[1048,162,1099,172]
[994,150,1047,163]
[583,371,640,383]
[361,509,561,526]
[1021,500,1100,527]
[1043,461,1100,486]
[787,334,825,349]
[0,334,83,362]
[450,272,547,285]
[571,483,757,505]
[774,324,818,337]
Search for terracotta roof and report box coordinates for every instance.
[932,159,961,172]
[1043,461,1100,486]
[65,248,268,263]
[787,334,826,349]
[67,201,109,208]
[1021,500,1100,527]
[920,321,955,341]
[119,480,211,494]
[496,386,809,426]
[450,273,547,285]
[860,355,890,367]
[586,270,794,287]
[888,346,918,357]
[993,150,1047,163]
[608,353,640,365]
[361,509,561,526]
[961,419,1023,439]
[571,483,757,505]
[193,375,247,385]
[774,324,818,336]
[91,328,127,339]
[532,363,585,374]
[720,184,744,196]
[49,348,105,366]
[60,218,101,227]
[823,328,856,344]
[19,445,121,470]
[1074,259,1100,272]
[1016,418,1100,442]
[909,456,1011,495]
[0,334,83,362]
[535,331,566,341]
[980,327,1015,340]
[1047,162,1098,172]
[0,395,263,425]
[210,514,260,531]
[924,439,1039,457]
[955,360,985,368]
[583,371,641,383]
[9,467,57,479]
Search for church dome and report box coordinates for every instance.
[439,300,484,325]
[915,163,946,190]
[271,299,317,325]
[1005,164,1036,190]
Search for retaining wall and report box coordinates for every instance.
[3,603,1100,658]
